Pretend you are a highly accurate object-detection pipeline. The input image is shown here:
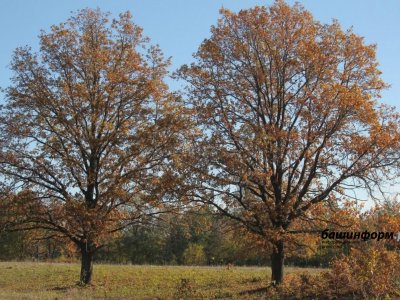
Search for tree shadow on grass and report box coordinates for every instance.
[238,286,269,297]
[50,283,87,291]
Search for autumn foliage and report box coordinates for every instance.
[1,0,400,288]
[266,247,400,299]
[0,9,187,284]
[178,0,400,283]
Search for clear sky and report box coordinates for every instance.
[0,0,399,107]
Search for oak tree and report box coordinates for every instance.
[178,0,400,284]
[0,8,186,284]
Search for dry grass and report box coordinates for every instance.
[0,262,324,299]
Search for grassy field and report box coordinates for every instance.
[0,262,324,299]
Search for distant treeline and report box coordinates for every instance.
[0,207,339,267]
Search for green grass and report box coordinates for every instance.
[0,262,324,299]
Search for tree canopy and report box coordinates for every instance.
[178,0,400,283]
[1,0,400,287]
[0,8,187,284]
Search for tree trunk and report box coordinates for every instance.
[270,240,284,285]
[80,248,93,285]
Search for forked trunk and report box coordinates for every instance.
[270,240,284,285]
[80,248,93,285]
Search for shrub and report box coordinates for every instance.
[182,243,207,265]
[325,247,400,298]
[267,247,400,299]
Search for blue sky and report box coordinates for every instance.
[0,0,399,109]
